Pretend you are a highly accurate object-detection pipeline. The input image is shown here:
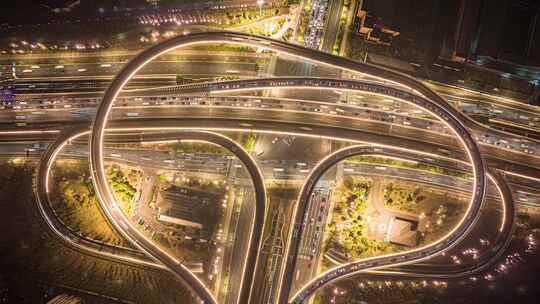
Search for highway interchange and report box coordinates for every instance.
[1,31,539,303]
[24,121,523,303]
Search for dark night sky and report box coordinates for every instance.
[0,1,145,26]
[0,1,55,24]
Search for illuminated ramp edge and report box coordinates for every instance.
[35,126,164,273]
[87,31,486,304]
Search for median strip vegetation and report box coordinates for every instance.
[347,155,472,178]
[169,141,232,155]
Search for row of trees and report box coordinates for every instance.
[169,141,231,155]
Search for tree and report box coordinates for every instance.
[243,132,257,153]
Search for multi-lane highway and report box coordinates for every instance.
[320,0,343,53]
[6,44,540,139]
[143,76,540,155]
[8,75,540,167]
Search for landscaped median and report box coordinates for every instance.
[324,176,402,264]
[322,156,469,267]
[347,155,472,179]
[51,159,140,247]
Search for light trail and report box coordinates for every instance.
[0,130,60,135]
